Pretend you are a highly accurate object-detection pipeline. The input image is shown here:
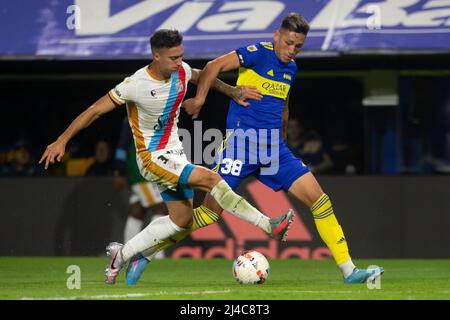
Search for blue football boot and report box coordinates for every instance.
[344,266,384,284]
[125,253,150,285]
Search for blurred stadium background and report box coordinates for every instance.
[1,0,450,278]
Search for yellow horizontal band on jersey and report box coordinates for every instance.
[237,68,290,100]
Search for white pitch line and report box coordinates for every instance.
[254,289,450,295]
[20,289,232,300]
[18,288,450,300]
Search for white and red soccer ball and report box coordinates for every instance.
[232,250,270,284]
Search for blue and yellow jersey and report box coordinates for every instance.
[228,42,297,130]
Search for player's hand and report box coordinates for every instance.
[232,86,262,107]
[182,97,205,120]
[39,140,66,170]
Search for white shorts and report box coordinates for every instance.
[129,182,163,207]
[136,147,194,196]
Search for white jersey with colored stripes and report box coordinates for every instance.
[109,62,191,153]
[108,62,192,192]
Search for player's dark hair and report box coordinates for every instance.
[280,12,310,35]
[150,29,183,50]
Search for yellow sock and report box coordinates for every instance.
[151,205,220,253]
[191,205,220,230]
[311,194,351,265]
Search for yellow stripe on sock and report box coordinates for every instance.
[313,207,334,219]
[311,193,329,212]
[311,193,351,265]
[200,205,220,221]
[190,206,221,231]
[195,208,208,228]
[192,209,203,229]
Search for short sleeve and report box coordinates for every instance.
[182,61,192,81]
[235,43,264,68]
[108,76,137,106]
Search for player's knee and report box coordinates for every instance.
[203,170,222,191]
[173,215,193,229]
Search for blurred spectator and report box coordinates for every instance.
[0,140,45,176]
[300,131,334,174]
[286,118,305,158]
[330,137,357,175]
[85,140,115,176]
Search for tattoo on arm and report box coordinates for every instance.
[211,77,236,98]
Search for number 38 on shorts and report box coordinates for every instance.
[220,158,243,176]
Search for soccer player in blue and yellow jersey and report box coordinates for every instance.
[126,14,384,284]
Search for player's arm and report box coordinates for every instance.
[190,68,261,108]
[39,94,116,169]
[282,94,290,140]
[183,52,240,119]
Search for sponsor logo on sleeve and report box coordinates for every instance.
[114,88,122,97]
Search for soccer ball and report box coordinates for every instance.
[232,250,270,284]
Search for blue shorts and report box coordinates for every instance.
[160,163,195,202]
[210,131,309,192]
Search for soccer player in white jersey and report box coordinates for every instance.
[39,29,294,285]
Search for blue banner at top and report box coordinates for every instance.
[1,0,450,59]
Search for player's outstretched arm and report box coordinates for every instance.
[39,94,116,169]
[190,68,262,108]
[183,51,241,119]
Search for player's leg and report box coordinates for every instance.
[147,202,168,259]
[124,182,168,258]
[139,182,168,258]
[288,172,384,283]
[124,165,260,285]
[189,131,294,238]
[123,146,292,285]
[125,203,219,285]
[106,148,197,285]
[201,191,294,240]
[106,198,192,285]
[187,166,292,235]
[125,165,293,285]
[288,172,352,266]
[258,141,383,283]
[134,147,294,267]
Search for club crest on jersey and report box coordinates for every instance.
[151,90,156,97]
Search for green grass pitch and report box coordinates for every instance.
[1,258,449,300]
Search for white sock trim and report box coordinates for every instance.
[339,259,356,278]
